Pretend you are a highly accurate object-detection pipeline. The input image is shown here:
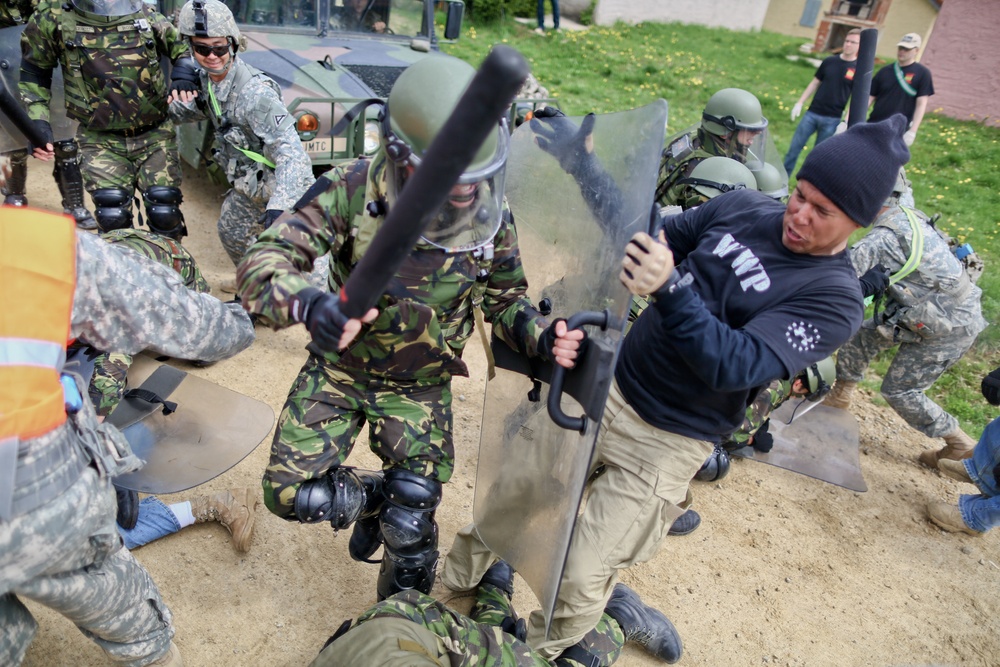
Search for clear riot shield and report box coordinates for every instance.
[110,355,276,494]
[473,100,667,637]
[0,25,77,152]
[732,399,867,492]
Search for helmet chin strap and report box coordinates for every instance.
[204,50,235,77]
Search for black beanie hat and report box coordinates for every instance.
[796,114,910,227]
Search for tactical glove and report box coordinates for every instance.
[859,264,891,299]
[982,367,1000,406]
[31,119,53,151]
[170,56,200,96]
[260,209,284,228]
[296,287,350,352]
[620,230,675,296]
[537,317,588,364]
[530,109,598,180]
[752,418,774,453]
[790,102,803,121]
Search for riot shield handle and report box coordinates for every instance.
[547,309,610,434]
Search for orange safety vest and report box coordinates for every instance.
[0,209,77,440]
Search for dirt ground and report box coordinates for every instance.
[19,163,1000,667]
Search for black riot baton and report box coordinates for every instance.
[847,28,878,128]
[337,45,530,318]
[0,74,47,148]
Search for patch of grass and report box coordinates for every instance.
[443,18,1000,438]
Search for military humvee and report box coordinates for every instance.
[159,0,485,176]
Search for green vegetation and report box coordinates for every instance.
[442,18,1000,437]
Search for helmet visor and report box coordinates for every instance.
[73,0,142,17]
[386,122,509,253]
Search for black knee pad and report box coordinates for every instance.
[375,470,442,600]
[292,467,384,529]
[142,185,187,239]
[92,187,133,232]
[380,469,442,556]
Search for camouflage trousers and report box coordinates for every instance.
[77,122,182,222]
[835,322,981,437]
[218,186,268,266]
[263,355,454,517]
[0,467,174,666]
[309,588,623,666]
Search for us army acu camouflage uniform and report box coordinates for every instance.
[837,203,986,438]
[169,56,314,264]
[654,126,737,208]
[310,589,624,667]
[238,152,549,517]
[19,0,187,211]
[723,378,793,449]
[1,230,254,665]
[84,229,211,416]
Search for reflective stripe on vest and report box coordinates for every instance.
[0,210,77,440]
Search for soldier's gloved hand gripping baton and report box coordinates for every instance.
[337,45,530,319]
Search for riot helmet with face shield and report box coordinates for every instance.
[701,88,769,162]
[71,0,142,20]
[381,56,508,253]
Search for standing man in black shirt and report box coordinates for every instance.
[867,33,934,146]
[783,29,860,176]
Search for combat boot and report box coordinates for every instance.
[938,458,974,485]
[148,641,183,666]
[927,502,980,536]
[667,509,701,536]
[190,488,258,552]
[918,428,976,470]
[823,380,856,410]
[604,583,682,664]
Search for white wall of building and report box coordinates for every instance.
[593,0,771,31]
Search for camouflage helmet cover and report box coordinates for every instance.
[701,88,768,136]
[681,156,758,200]
[178,0,245,50]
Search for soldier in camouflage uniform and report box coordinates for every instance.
[19,0,195,239]
[237,55,582,602]
[0,208,255,666]
[0,0,97,229]
[825,172,987,469]
[722,357,835,453]
[169,0,315,266]
[654,88,768,208]
[77,228,258,553]
[311,561,627,667]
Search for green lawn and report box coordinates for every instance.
[443,17,1000,437]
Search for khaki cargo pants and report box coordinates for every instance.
[443,379,711,658]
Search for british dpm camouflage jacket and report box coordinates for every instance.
[238,153,550,381]
[0,0,35,27]
[19,0,188,130]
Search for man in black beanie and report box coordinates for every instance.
[442,115,911,663]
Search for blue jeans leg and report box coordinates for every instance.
[958,494,1000,533]
[551,0,560,28]
[537,0,544,28]
[783,111,821,177]
[813,114,841,145]
[968,415,1000,497]
[117,496,182,549]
